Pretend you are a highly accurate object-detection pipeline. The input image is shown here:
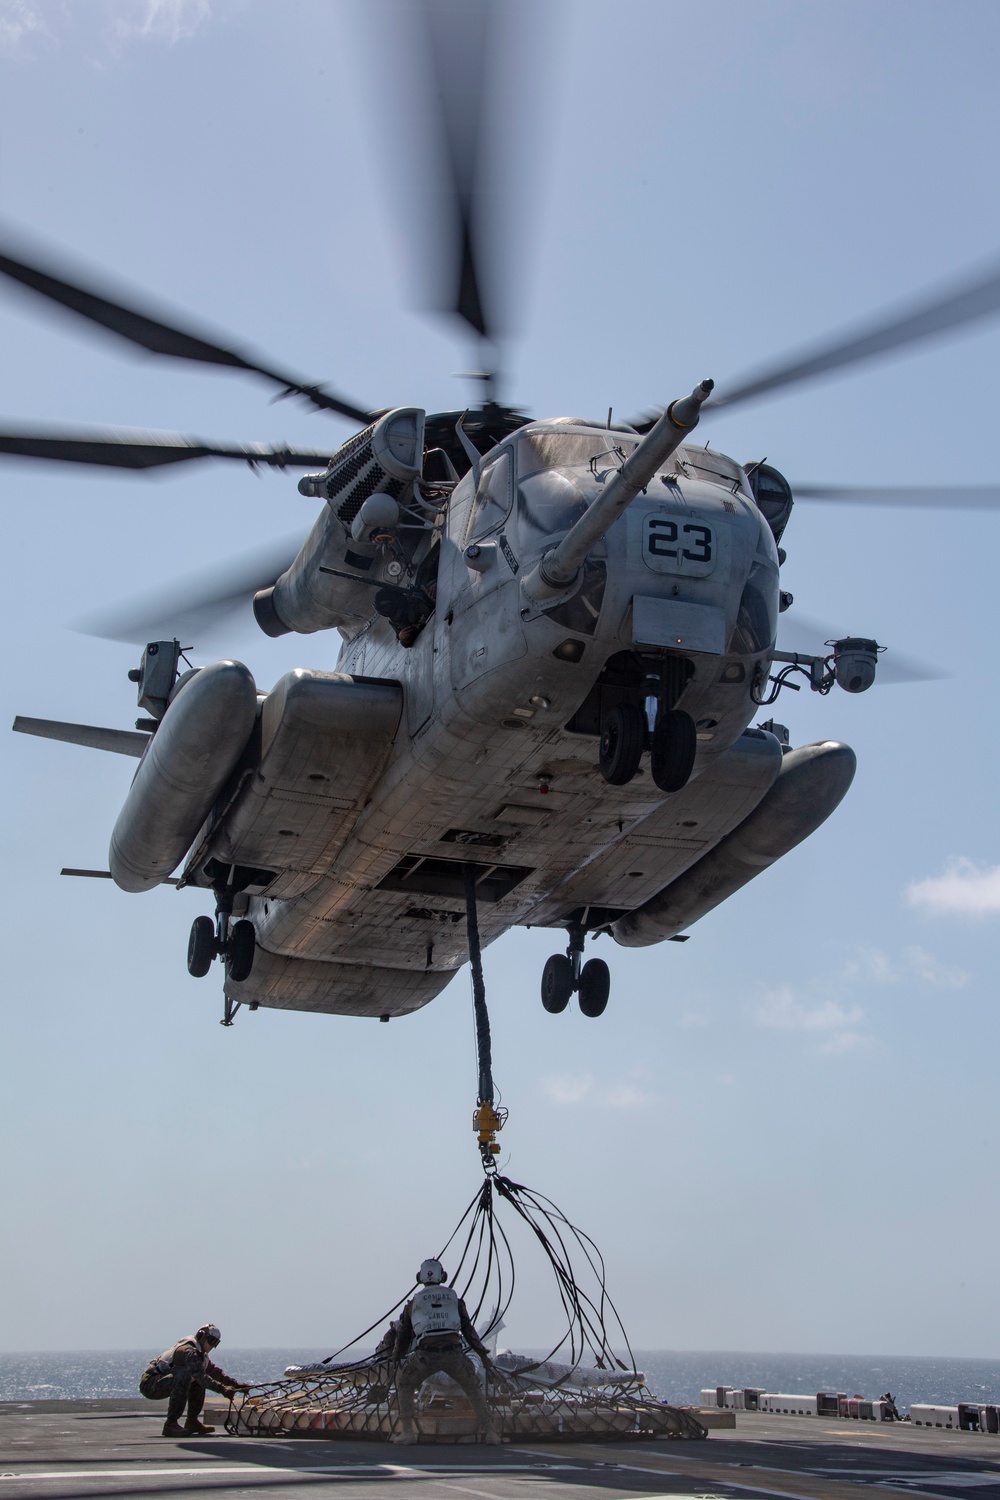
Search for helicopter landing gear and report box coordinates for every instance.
[578,958,610,1017]
[187,915,216,978]
[650,708,697,793]
[541,925,609,1017]
[598,703,645,785]
[185,897,256,983]
[597,699,696,793]
[541,954,573,1012]
[227,919,256,983]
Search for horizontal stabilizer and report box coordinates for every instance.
[12,715,149,757]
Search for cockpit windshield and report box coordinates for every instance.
[516,429,636,557]
[678,446,752,498]
[518,430,635,480]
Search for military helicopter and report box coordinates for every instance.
[6,2,1000,1027]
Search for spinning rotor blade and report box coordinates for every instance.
[0,426,334,472]
[777,610,944,684]
[421,0,493,340]
[385,0,543,392]
[791,482,1000,510]
[77,535,306,644]
[710,255,1000,411]
[0,243,373,423]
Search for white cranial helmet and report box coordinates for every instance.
[196,1323,221,1347]
[416,1258,447,1286]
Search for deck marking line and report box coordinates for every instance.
[578,1462,843,1500]
[809,1475,1000,1484]
[871,1491,1000,1500]
[439,1485,509,1500]
[0,1468,266,1482]
[518,1446,980,1500]
[0,1459,594,1484]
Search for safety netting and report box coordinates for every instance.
[224,1172,706,1443]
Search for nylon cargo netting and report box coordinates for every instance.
[224,1173,706,1443]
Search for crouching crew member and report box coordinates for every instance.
[392,1259,501,1445]
[140,1323,250,1436]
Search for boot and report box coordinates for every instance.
[161,1419,186,1437]
[483,1426,503,1446]
[183,1419,216,1435]
[390,1424,418,1444]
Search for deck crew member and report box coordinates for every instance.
[391,1259,501,1445]
[139,1323,249,1436]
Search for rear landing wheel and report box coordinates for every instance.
[599,703,645,785]
[226,919,256,983]
[187,915,217,978]
[578,958,610,1017]
[541,953,573,1012]
[650,709,697,793]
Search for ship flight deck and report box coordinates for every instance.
[3,1402,1000,1500]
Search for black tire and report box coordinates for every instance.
[187,915,217,978]
[578,958,610,1017]
[226,919,256,983]
[599,703,645,785]
[650,709,697,793]
[541,953,573,1012]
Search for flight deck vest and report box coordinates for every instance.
[410,1285,462,1344]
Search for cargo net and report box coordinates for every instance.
[225,1174,706,1444]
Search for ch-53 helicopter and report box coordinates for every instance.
[6,4,1000,1027]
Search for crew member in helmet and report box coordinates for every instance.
[391,1259,501,1445]
[139,1324,250,1437]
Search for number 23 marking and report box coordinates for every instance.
[647,518,713,563]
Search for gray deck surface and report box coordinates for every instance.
[3,1402,1000,1500]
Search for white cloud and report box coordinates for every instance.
[0,0,49,55]
[540,1072,593,1106]
[539,1069,655,1109]
[753,985,868,1055]
[0,0,212,56]
[845,946,969,990]
[819,1028,871,1056]
[903,946,970,989]
[750,937,971,1058]
[754,985,864,1035]
[603,1081,654,1109]
[906,857,1000,919]
[108,0,212,44]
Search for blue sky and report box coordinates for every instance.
[1,0,999,1362]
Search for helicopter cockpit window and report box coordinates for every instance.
[465,450,512,543]
[729,560,779,655]
[518,431,635,480]
[516,431,636,557]
[679,447,752,498]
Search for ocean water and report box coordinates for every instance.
[2,1349,999,1410]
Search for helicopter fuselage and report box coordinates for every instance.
[145,417,848,1019]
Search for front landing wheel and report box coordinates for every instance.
[599,703,645,785]
[541,954,573,1012]
[226,919,257,983]
[650,709,697,793]
[187,916,217,978]
[578,958,610,1017]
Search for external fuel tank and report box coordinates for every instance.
[612,739,857,946]
[109,660,258,892]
